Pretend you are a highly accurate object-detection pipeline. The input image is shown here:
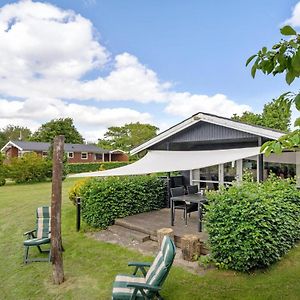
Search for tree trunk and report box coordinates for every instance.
[51,135,65,285]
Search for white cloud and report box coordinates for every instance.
[0,0,252,141]
[165,93,251,118]
[284,2,300,27]
[0,0,108,81]
[0,97,152,141]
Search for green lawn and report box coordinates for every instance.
[1,179,300,299]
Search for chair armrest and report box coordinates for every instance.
[23,229,36,238]
[128,262,151,267]
[128,262,151,277]
[127,282,161,291]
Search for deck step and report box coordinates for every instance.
[108,225,151,243]
[115,219,156,236]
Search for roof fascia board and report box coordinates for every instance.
[0,141,23,152]
[130,117,200,155]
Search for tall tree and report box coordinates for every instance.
[0,125,32,148]
[98,122,159,152]
[247,25,300,154]
[232,97,291,132]
[31,118,84,144]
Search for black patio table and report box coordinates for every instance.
[170,194,207,232]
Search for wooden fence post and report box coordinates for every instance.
[51,135,65,285]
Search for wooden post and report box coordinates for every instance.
[51,135,65,285]
[181,234,201,261]
[157,228,174,249]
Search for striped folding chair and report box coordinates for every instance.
[23,206,51,264]
[112,235,176,300]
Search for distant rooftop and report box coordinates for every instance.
[2,140,109,153]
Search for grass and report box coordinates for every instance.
[1,179,300,299]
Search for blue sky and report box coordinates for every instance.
[0,0,299,141]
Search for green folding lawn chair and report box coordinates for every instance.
[23,206,51,264]
[112,235,176,300]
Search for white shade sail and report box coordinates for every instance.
[69,147,261,178]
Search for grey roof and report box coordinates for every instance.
[9,141,108,153]
[130,111,284,155]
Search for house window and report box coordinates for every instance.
[42,151,48,157]
[81,152,88,159]
[68,152,74,159]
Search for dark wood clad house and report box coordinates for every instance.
[130,112,299,188]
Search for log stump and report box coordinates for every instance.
[181,234,201,261]
[157,228,174,249]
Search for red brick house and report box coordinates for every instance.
[1,141,128,163]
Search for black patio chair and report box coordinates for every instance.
[170,187,198,225]
[186,185,198,194]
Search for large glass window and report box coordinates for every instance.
[199,165,219,190]
[224,161,236,183]
[265,162,296,179]
[243,159,258,181]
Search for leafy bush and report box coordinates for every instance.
[68,179,89,205]
[206,176,300,272]
[75,176,166,228]
[0,153,6,186]
[67,162,129,174]
[8,152,52,184]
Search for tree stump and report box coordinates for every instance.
[181,234,201,261]
[157,228,174,249]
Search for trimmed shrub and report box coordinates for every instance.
[67,162,129,174]
[206,176,300,272]
[0,153,6,186]
[76,176,166,228]
[68,179,89,205]
[8,152,52,184]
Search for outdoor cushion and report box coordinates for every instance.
[112,236,176,299]
[112,275,146,300]
[36,206,51,239]
[23,237,51,246]
[145,236,175,287]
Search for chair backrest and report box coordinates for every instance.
[36,206,51,239]
[170,186,185,197]
[187,185,198,194]
[145,236,176,295]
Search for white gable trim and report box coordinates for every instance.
[110,149,126,154]
[130,116,198,155]
[0,141,23,152]
[130,112,284,155]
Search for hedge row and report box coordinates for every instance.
[67,161,129,174]
[0,153,6,186]
[72,176,166,228]
[206,175,300,272]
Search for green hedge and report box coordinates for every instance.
[0,153,6,186]
[76,176,166,228]
[206,175,300,272]
[67,162,129,174]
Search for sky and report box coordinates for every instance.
[0,0,299,142]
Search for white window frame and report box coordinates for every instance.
[42,151,48,157]
[68,152,74,159]
[81,152,88,160]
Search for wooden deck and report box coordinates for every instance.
[115,208,208,249]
